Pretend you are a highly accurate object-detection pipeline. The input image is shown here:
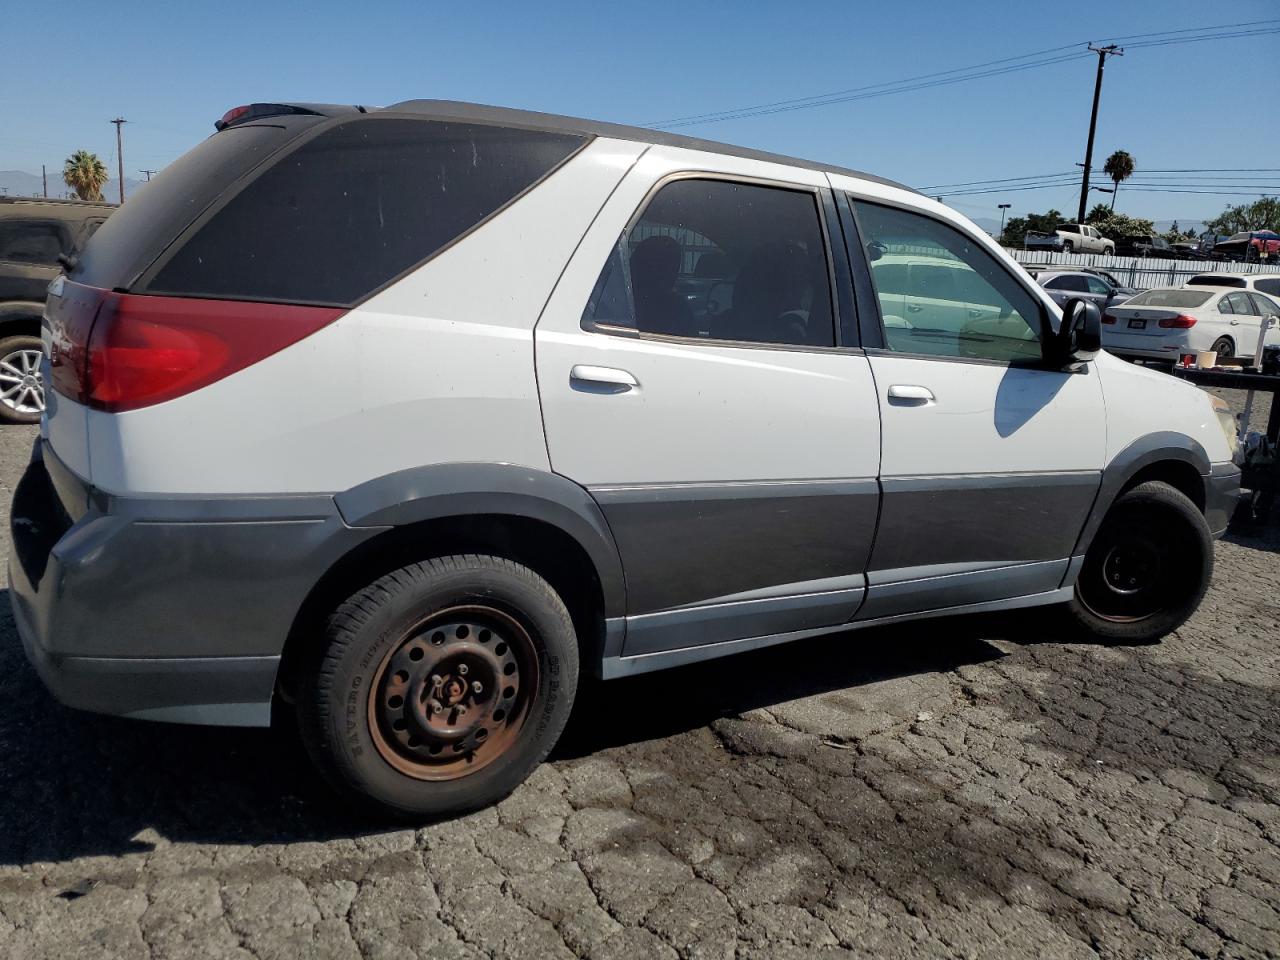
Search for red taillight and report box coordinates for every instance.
[49,281,344,412]
[1159,314,1197,329]
[1102,313,1117,325]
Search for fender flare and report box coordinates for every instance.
[334,462,627,618]
[1068,431,1210,564]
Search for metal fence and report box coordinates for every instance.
[1003,248,1280,290]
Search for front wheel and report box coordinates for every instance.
[297,555,579,818]
[1054,481,1212,644]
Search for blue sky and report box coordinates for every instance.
[5,0,1278,226]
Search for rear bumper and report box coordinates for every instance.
[9,439,377,726]
[1206,462,1242,538]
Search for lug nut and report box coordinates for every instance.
[457,663,469,675]
[430,702,442,714]
[431,675,443,687]
[472,681,483,694]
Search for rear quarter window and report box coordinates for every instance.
[143,117,585,306]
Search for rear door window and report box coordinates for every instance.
[0,220,67,265]
[1226,292,1258,316]
[144,118,585,306]
[583,178,835,347]
[1045,275,1087,291]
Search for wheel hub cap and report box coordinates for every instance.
[368,607,534,781]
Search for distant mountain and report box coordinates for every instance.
[0,169,145,203]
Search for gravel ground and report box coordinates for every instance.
[0,405,1277,960]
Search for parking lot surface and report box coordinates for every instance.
[0,413,1277,960]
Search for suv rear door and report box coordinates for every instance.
[535,147,881,659]
[834,187,1106,617]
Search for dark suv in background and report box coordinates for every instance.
[1116,235,1176,259]
[0,198,114,423]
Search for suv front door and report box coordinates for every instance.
[536,147,882,661]
[835,190,1106,618]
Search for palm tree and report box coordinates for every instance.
[63,150,109,201]
[1103,150,1135,211]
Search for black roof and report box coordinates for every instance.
[384,99,913,193]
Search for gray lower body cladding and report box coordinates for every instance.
[593,472,1101,662]
[9,440,377,725]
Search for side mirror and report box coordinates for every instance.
[866,240,886,263]
[1051,297,1102,367]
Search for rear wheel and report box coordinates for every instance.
[0,334,45,424]
[298,555,579,818]
[1210,336,1234,362]
[1062,241,1074,254]
[1056,481,1212,644]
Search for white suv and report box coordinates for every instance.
[13,100,1241,817]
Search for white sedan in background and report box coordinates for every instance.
[1102,285,1280,364]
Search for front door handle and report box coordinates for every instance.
[887,384,935,406]
[570,364,638,394]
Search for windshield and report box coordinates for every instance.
[1126,289,1213,308]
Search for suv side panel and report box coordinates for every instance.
[65,139,642,496]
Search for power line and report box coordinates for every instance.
[919,169,1280,191]
[646,19,1280,129]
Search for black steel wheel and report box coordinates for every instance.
[298,555,578,819]
[1055,481,1212,644]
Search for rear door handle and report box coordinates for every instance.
[570,364,638,394]
[887,384,935,406]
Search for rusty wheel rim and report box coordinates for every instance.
[368,605,539,781]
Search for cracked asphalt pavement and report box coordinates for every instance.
[0,405,1278,959]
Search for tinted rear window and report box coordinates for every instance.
[1188,275,1245,288]
[143,118,585,306]
[1126,290,1212,308]
[75,121,319,290]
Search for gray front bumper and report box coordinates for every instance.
[1206,462,1242,538]
[9,439,378,726]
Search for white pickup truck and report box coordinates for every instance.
[1024,222,1115,255]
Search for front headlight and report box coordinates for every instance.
[1208,393,1242,463]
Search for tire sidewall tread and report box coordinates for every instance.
[298,554,579,819]
[1062,480,1213,644]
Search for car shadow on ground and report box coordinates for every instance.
[0,586,1010,867]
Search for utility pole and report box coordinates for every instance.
[1077,44,1122,224]
[139,168,156,181]
[42,164,47,198]
[111,117,127,204]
